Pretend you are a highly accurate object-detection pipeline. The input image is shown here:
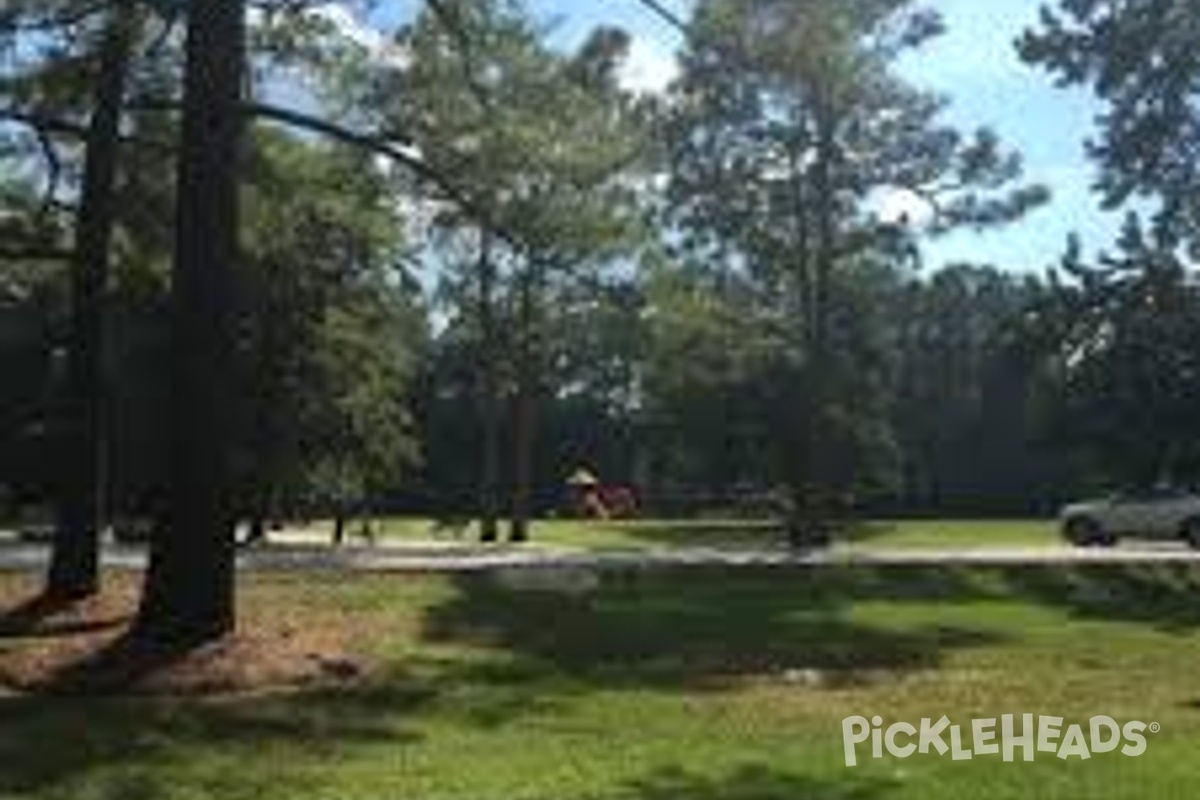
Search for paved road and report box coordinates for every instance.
[3,539,1200,573]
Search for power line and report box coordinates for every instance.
[624,0,758,79]
[627,0,689,37]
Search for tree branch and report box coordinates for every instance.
[0,1,109,35]
[627,0,689,34]
[0,107,173,152]
[0,108,88,138]
[0,245,73,262]
[247,101,523,248]
[129,97,522,250]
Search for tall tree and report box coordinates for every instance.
[1022,219,1200,486]
[136,0,245,643]
[373,0,533,541]
[0,0,160,597]
[668,0,1045,535]
[499,28,649,542]
[1020,0,1200,251]
[888,264,1060,513]
[377,1,648,541]
[230,130,423,542]
[47,0,139,600]
[1020,0,1200,487]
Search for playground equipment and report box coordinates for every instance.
[566,468,638,519]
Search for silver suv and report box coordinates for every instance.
[1060,487,1200,547]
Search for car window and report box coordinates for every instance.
[1117,487,1188,503]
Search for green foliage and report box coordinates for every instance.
[1020,0,1200,249]
[1018,0,1200,488]
[344,0,654,522]
[1025,217,1200,485]
[3,0,1185,528]
[670,0,1044,269]
[638,253,777,491]
[0,265,60,504]
[888,264,1074,510]
[0,0,428,522]
[235,131,426,513]
[664,0,1045,506]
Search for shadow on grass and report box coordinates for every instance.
[620,764,896,800]
[840,521,903,545]
[421,562,1200,694]
[38,630,225,695]
[0,671,435,798]
[0,633,593,795]
[995,563,1200,632]
[0,592,129,639]
[790,562,1200,633]
[591,519,900,551]
[823,562,1200,634]
[594,520,784,549]
[422,569,1005,688]
[7,563,1200,797]
[0,696,896,800]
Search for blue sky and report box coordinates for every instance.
[355,0,1120,273]
[896,0,1119,271]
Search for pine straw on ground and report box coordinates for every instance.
[0,573,380,696]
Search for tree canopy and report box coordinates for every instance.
[0,0,1196,642]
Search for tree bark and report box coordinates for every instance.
[781,90,838,537]
[806,93,837,499]
[136,0,245,645]
[48,2,136,600]
[476,229,501,542]
[247,515,266,546]
[508,266,541,543]
[332,511,346,547]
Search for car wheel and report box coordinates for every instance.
[1064,516,1108,547]
[1182,517,1200,549]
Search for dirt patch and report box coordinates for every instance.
[0,573,378,696]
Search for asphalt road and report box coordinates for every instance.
[2,539,1200,573]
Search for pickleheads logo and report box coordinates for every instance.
[842,715,1159,767]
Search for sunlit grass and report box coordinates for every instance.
[2,563,1199,798]
[852,519,1060,549]
[366,517,1061,552]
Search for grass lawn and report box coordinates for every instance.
[849,519,1060,550]
[369,517,1062,552]
[2,562,1199,798]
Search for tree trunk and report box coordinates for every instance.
[245,513,266,547]
[508,267,540,543]
[782,106,816,534]
[805,93,837,500]
[333,511,346,547]
[136,0,245,645]
[48,2,136,600]
[476,230,502,542]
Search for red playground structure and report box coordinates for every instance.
[566,468,639,519]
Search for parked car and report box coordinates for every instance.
[1059,486,1200,547]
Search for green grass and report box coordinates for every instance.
[3,562,1200,799]
[850,519,1059,549]
[368,517,1061,552]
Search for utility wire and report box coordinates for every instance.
[627,0,690,35]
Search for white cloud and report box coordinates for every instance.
[866,186,936,228]
[309,3,409,70]
[619,35,679,96]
